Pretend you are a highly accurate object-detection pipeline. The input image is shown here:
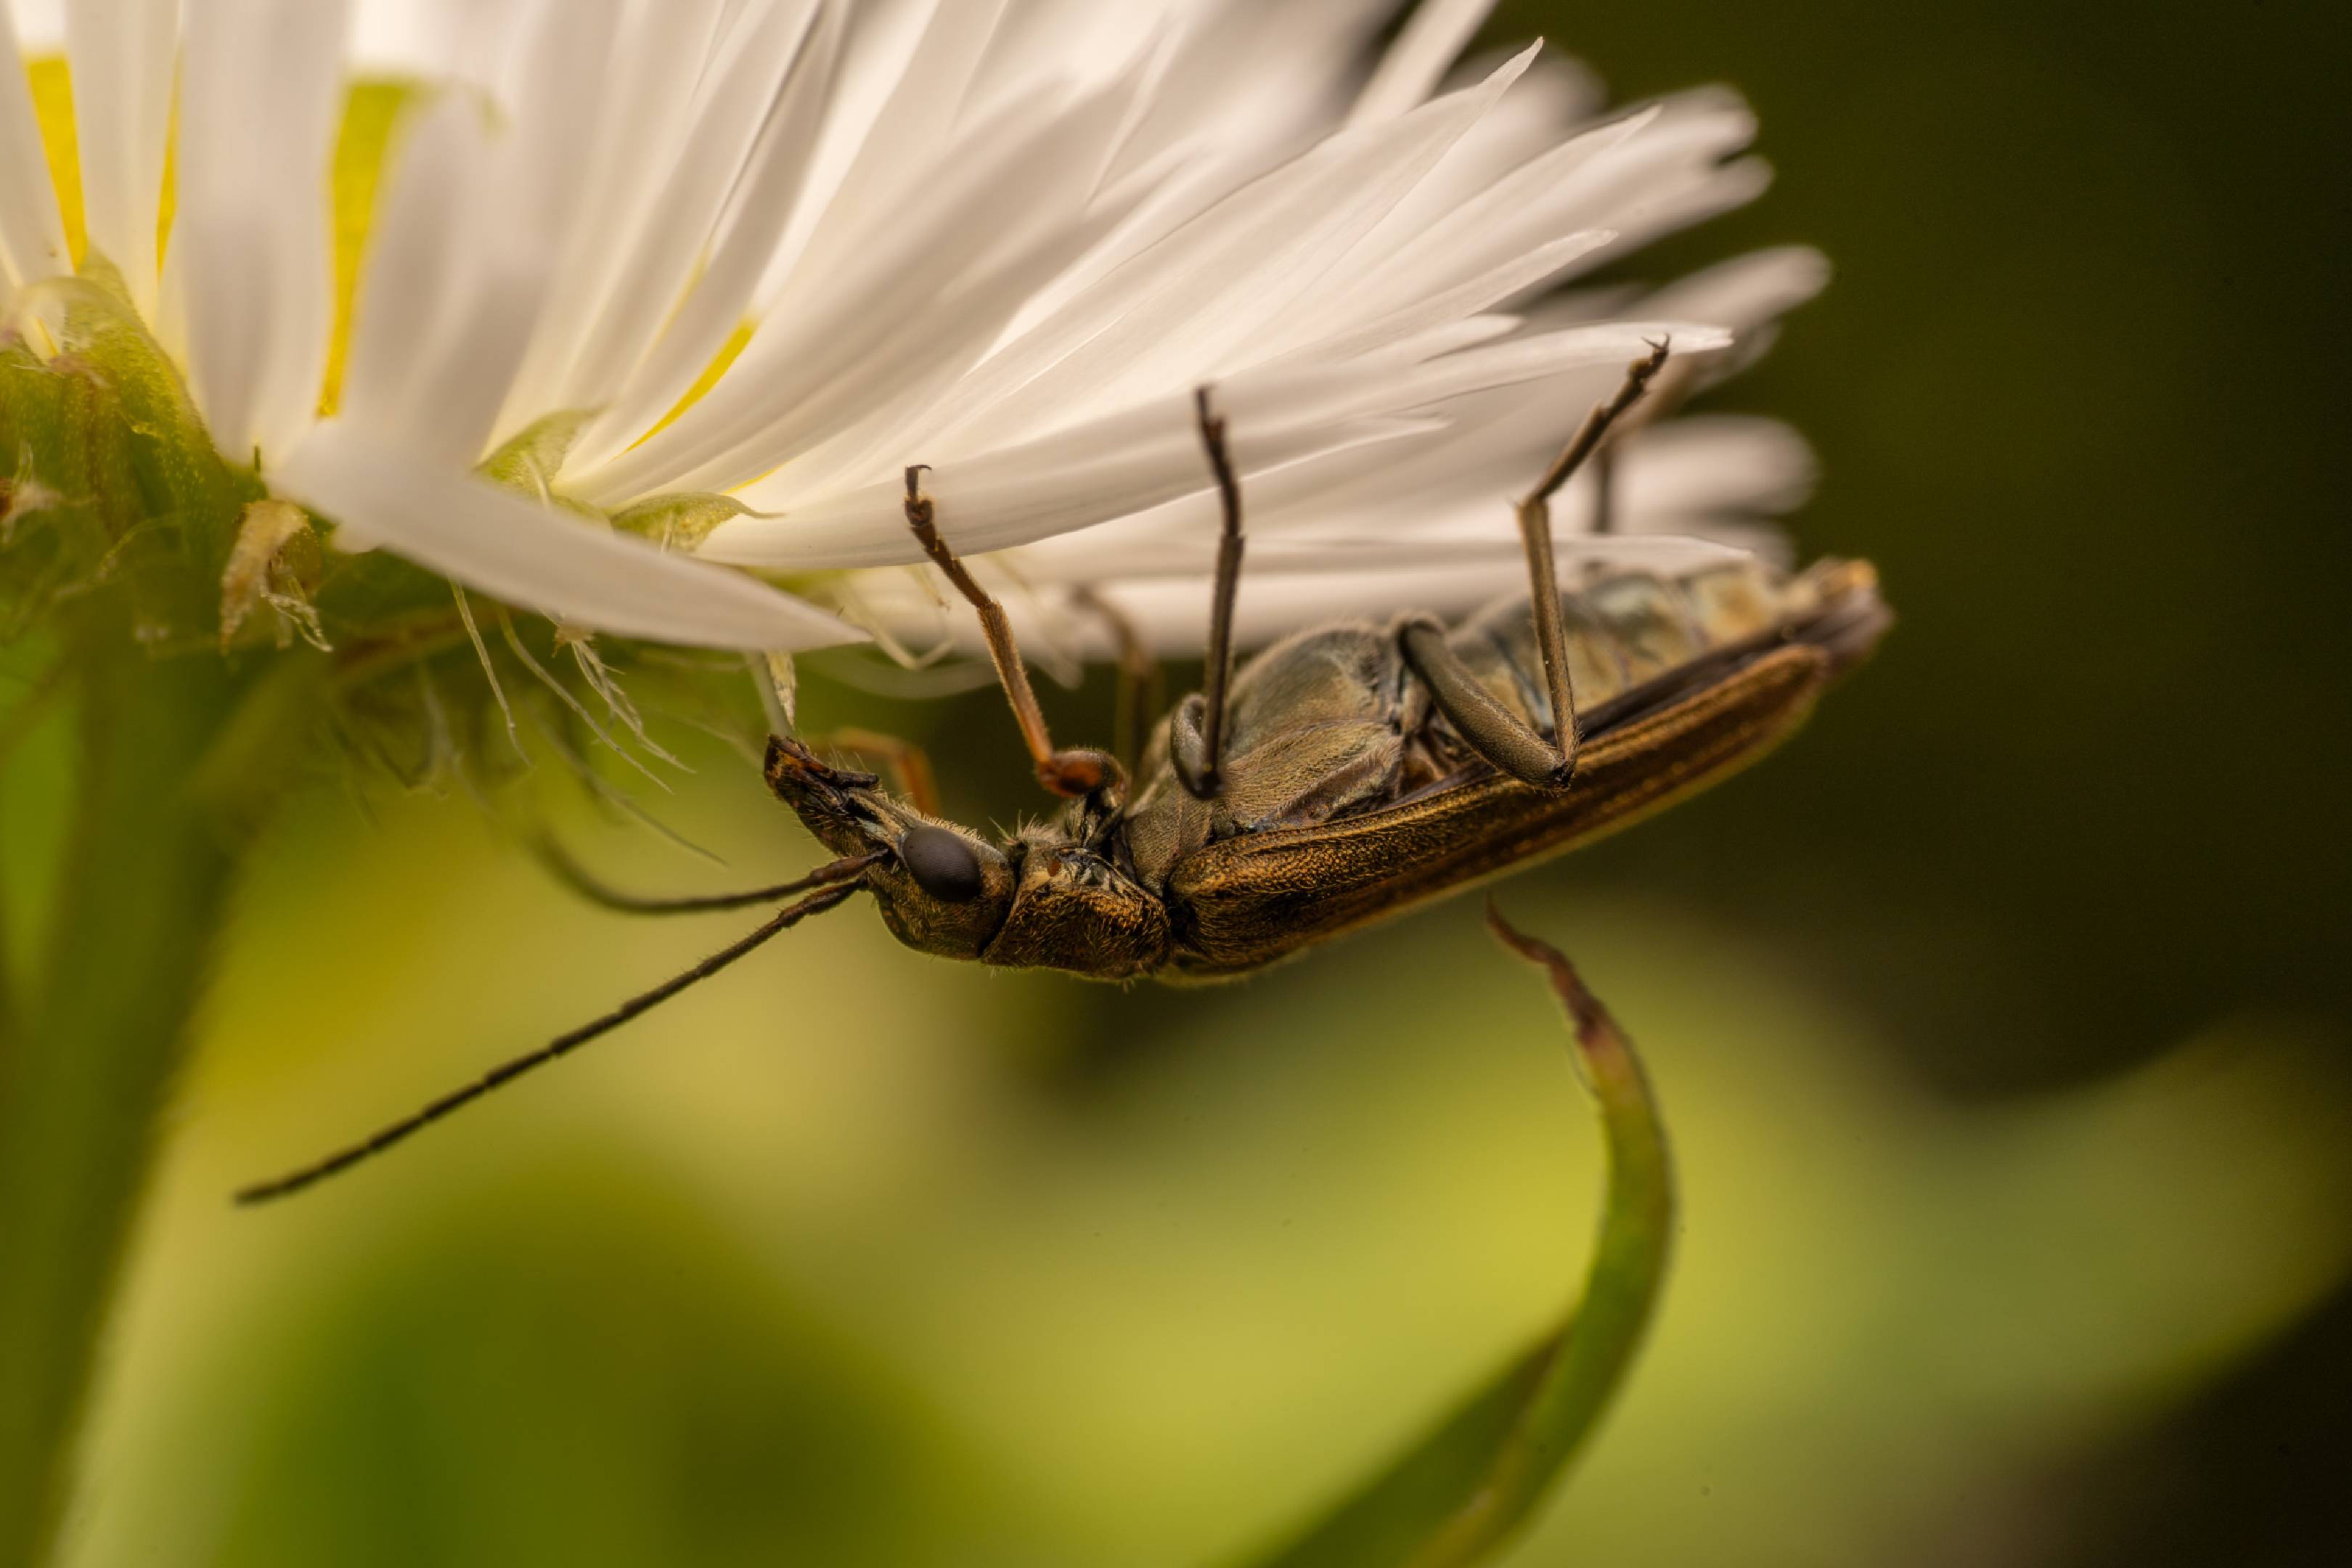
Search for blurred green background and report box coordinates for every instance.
[33,1,2352,1564]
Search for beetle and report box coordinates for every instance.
[237,343,1887,1203]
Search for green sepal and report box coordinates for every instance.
[0,331,158,640]
[609,491,765,550]
[477,410,605,523]
[19,277,257,563]
[68,250,136,314]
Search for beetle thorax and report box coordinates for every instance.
[981,825,1171,979]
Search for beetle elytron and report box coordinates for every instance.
[240,343,1888,1202]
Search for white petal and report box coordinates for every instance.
[777,0,1014,301]
[1311,53,1604,318]
[1348,0,1497,127]
[491,0,722,440]
[63,0,176,313]
[701,393,1432,571]
[348,0,472,73]
[727,180,1155,513]
[1643,245,1832,329]
[1223,337,1741,533]
[708,313,1723,576]
[575,80,1130,505]
[1107,0,1391,184]
[336,94,489,454]
[849,533,1756,659]
[751,0,936,305]
[551,0,822,418]
[0,0,70,291]
[1299,418,1817,547]
[1349,94,1756,318]
[933,47,1542,457]
[277,421,863,650]
[566,0,846,474]
[178,0,351,465]
[1259,231,1613,367]
[1114,536,1746,648]
[337,77,558,471]
[1003,408,1807,589]
[1308,319,1734,427]
[6,0,63,49]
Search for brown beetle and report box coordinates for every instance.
[239,343,1887,1203]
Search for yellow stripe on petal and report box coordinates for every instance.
[640,319,755,445]
[158,73,175,273]
[27,57,84,266]
[320,79,419,417]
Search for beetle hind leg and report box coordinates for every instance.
[1400,616,1578,789]
[1402,341,1674,792]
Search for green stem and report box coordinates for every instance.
[0,637,243,1568]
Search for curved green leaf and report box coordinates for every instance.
[1239,901,1676,1568]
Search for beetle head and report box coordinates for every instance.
[764,735,1016,961]
[764,735,1169,978]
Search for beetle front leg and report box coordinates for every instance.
[1069,585,1163,781]
[901,466,1123,802]
[809,726,944,818]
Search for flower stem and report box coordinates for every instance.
[0,635,245,1568]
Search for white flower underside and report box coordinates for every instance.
[0,0,1826,657]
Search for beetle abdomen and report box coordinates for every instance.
[1161,642,1839,980]
[1119,556,1874,897]
[1441,557,1820,744]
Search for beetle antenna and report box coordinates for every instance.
[535,839,882,916]
[233,876,872,1206]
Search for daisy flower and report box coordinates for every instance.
[1,0,1822,667]
[0,10,1845,1559]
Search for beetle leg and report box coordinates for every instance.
[1590,446,1618,536]
[901,465,1124,801]
[1069,585,1163,779]
[1398,343,1673,792]
[809,727,944,818]
[1400,616,1579,790]
[1503,340,1675,788]
[1174,386,1247,801]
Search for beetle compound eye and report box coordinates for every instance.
[899,825,986,902]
